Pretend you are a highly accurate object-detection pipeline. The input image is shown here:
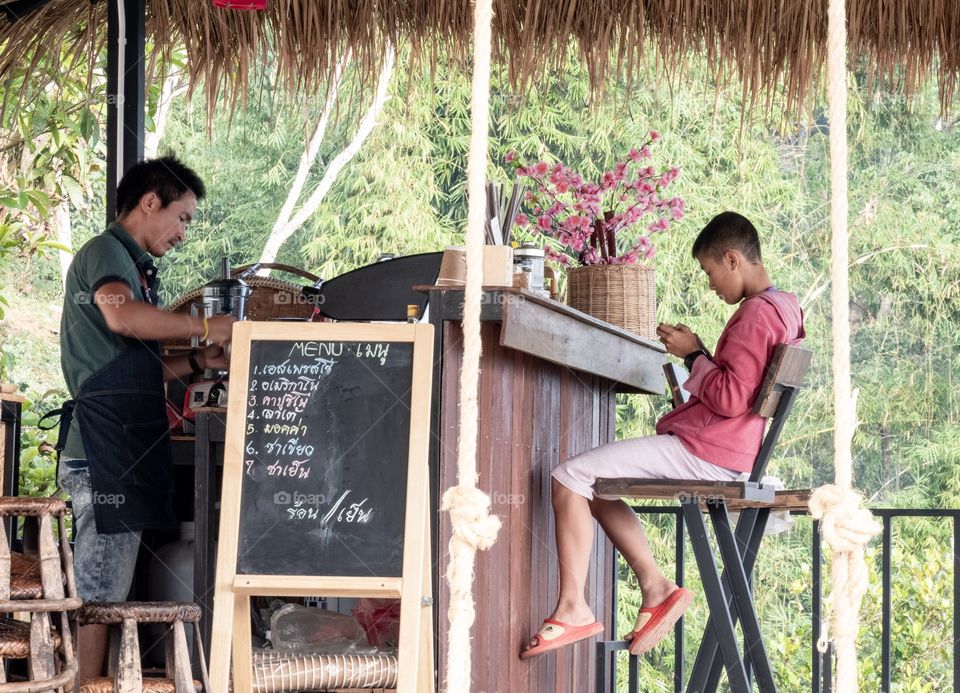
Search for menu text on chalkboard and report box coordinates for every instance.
[236,339,414,577]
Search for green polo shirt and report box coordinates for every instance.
[60,223,159,459]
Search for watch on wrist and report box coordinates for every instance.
[188,348,203,375]
[683,349,705,372]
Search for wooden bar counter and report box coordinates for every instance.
[423,287,666,692]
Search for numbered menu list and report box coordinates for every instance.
[236,339,413,577]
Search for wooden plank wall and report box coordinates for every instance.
[437,322,617,692]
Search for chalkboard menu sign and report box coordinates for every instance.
[211,322,435,693]
[237,338,413,577]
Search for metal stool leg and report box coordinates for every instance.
[687,507,769,693]
[710,504,778,692]
[680,502,751,693]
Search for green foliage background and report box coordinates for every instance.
[1,40,959,690]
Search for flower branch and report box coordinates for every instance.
[507,134,683,267]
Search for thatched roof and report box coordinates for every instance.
[1,0,959,116]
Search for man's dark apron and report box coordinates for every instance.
[60,341,176,534]
[51,235,176,534]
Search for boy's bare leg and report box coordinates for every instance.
[523,480,598,650]
[587,496,678,610]
[524,481,681,651]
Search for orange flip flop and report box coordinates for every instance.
[624,587,693,655]
[520,618,605,659]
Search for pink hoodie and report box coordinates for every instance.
[655,290,806,473]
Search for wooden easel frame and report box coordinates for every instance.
[209,322,435,692]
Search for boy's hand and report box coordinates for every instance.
[656,322,701,359]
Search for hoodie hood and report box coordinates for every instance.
[745,289,805,344]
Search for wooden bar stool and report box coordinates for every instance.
[76,602,209,693]
[595,344,813,693]
[0,496,82,691]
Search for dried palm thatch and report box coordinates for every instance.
[0,0,959,117]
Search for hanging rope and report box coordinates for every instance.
[440,0,502,690]
[809,0,882,690]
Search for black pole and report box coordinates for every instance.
[954,515,960,693]
[812,519,822,693]
[881,516,892,692]
[105,0,146,224]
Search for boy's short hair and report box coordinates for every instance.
[691,211,762,262]
[116,156,205,216]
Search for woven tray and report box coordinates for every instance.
[565,264,656,340]
[251,650,398,692]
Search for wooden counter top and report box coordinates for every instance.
[418,286,667,394]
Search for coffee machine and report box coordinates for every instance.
[184,258,252,415]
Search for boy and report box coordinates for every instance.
[521,211,805,658]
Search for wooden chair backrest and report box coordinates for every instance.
[748,344,813,483]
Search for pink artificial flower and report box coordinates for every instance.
[649,130,660,141]
[670,197,685,220]
[505,151,517,163]
[507,146,681,267]
[547,201,566,216]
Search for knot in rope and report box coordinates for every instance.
[809,483,881,655]
[809,484,880,553]
[442,485,501,551]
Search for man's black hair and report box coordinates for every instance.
[115,156,205,217]
[691,211,762,262]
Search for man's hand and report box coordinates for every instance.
[205,315,236,346]
[199,344,229,371]
[656,322,701,359]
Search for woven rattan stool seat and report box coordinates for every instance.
[0,617,61,659]
[0,494,79,691]
[77,601,209,691]
[79,676,203,692]
[0,496,68,518]
[77,601,201,625]
[9,552,42,600]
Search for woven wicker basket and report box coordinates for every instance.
[166,263,319,321]
[251,650,397,692]
[565,264,656,340]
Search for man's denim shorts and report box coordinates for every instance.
[58,458,142,602]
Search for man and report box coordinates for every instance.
[57,156,234,675]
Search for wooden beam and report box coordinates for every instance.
[501,292,665,394]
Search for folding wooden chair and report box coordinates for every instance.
[594,344,813,693]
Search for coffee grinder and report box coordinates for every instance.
[184,258,252,416]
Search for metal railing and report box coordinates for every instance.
[596,507,960,693]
